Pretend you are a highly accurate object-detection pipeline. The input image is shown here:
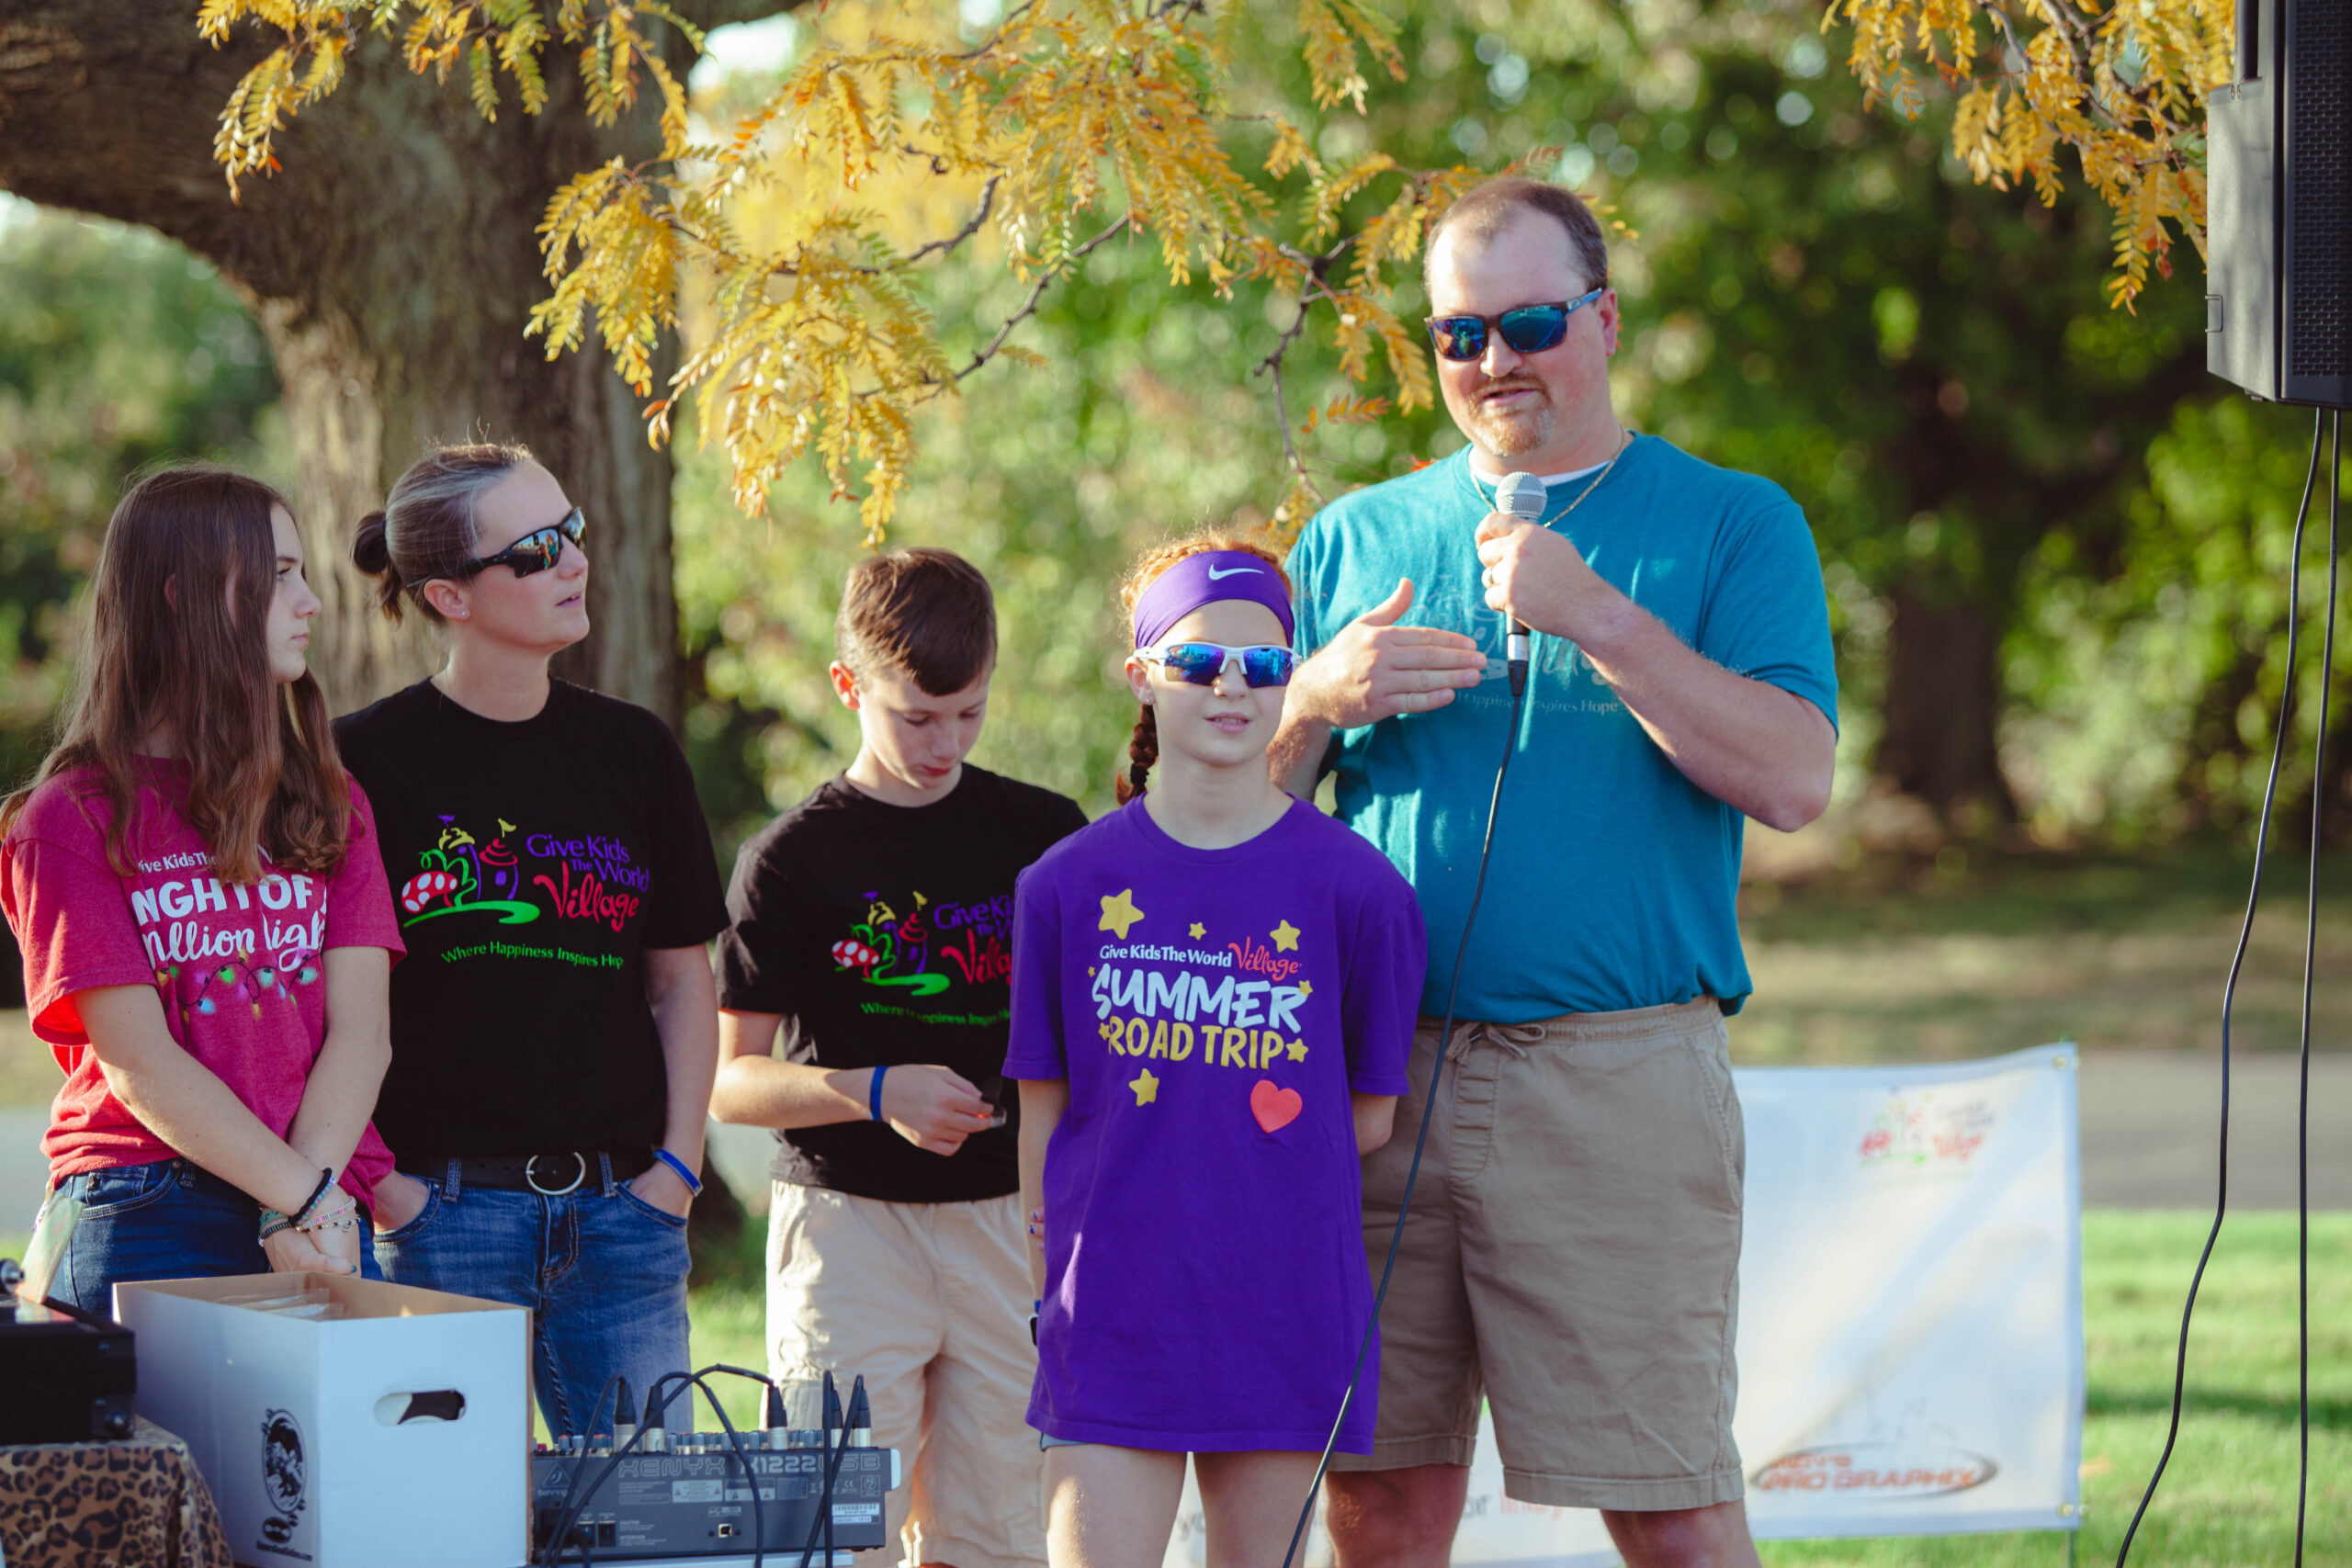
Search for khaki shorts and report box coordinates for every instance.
[1333,998,1746,1512]
[766,1185,1045,1568]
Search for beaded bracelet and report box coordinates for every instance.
[259,1185,356,1246]
[300,1189,357,1232]
[290,1168,338,1228]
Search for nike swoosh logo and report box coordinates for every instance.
[1205,565,1262,580]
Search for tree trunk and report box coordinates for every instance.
[1876,586,2017,827]
[0,1,781,722]
[0,0,794,1238]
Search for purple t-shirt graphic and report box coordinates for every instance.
[1005,796,1424,1452]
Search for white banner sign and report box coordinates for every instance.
[1167,1046,2084,1567]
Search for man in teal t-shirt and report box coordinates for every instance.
[1272,178,1837,1568]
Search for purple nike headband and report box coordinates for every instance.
[1130,551,1295,649]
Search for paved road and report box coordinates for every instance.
[2076,1050,2351,1210]
[5,1053,2346,1236]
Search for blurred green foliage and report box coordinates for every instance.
[2010,400,2352,843]
[0,197,293,1003]
[0,199,289,788]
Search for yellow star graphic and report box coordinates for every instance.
[1130,1068,1160,1106]
[1189,921,1205,939]
[1271,919,1302,952]
[1296,979,1313,997]
[1285,1038,1308,1062]
[1099,889,1146,939]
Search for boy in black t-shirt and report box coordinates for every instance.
[714,549,1084,1568]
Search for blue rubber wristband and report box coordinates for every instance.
[869,1065,889,1122]
[651,1147,703,1196]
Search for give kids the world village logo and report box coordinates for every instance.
[829,890,1013,998]
[396,816,648,933]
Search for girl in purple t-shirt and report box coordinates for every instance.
[0,469,403,1316]
[1007,536,1425,1566]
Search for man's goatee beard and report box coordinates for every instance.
[1474,402,1555,456]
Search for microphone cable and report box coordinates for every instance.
[2117,404,2333,1566]
[1281,664,1531,1568]
[542,1364,780,1568]
[2290,410,2337,1568]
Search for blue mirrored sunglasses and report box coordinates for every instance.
[452,506,585,580]
[1136,641,1299,689]
[1424,288,1606,362]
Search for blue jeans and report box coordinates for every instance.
[372,1156,693,1436]
[51,1158,383,1319]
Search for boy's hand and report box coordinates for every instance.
[880,1065,997,1156]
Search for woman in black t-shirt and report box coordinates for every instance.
[334,443,727,1438]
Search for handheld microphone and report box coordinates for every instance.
[1493,471,1546,696]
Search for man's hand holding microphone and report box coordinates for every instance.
[1475,470,1640,679]
[1272,468,1620,795]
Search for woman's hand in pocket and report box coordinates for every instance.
[627,1161,696,1218]
[370,1170,431,1234]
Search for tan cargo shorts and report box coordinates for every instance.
[765,1186,1046,1568]
[1332,998,1746,1512]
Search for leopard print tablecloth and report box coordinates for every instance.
[0,1416,232,1568]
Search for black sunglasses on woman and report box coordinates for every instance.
[447,506,584,580]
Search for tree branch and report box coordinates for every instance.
[902,173,1002,266]
[954,0,1038,62]
[1250,234,1355,499]
[844,209,1129,402]
[943,210,1132,385]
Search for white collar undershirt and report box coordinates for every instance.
[1467,457,1610,488]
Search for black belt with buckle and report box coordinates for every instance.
[396,1150,652,1195]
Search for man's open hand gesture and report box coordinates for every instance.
[1289,579,1487,730]
[1271,578,1487,797]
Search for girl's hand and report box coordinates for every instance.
[371,1170,430,1233]
[263,1224,355,1275]
[880,1065,998,1156]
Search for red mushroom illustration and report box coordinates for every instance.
[401,870,461,915]
[831,937,880,974]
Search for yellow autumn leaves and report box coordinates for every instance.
[197,0,2238,537]
[1828,0,2231,312]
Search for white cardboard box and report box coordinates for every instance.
[114,1272,530,1568]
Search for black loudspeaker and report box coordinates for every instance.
[2206,0,2349,410]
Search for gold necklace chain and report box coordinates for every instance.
[1463,427,1634,527]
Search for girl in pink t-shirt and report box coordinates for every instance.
[0,468,404,1317]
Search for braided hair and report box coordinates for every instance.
[1114,529,1291,804]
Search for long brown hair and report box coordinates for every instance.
[0,468,352,882]
[1114,529,1292,804]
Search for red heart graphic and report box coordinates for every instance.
[1250,1079,1303,1134]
